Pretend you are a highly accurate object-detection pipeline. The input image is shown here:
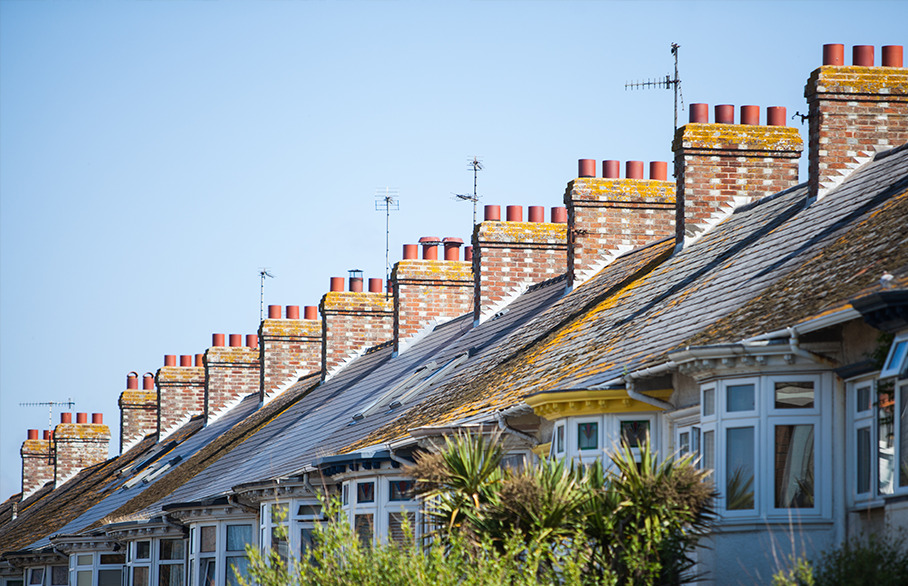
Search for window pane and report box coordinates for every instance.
[354,514,374,547]
[135,542,150,560]
[225,557,247,586]
[199,527,216,553]
[226,525,252,552]
[389,480,414,501]
[775,381,814,409]
[679,432,690,456]
[300,527,316,555]
[77,555,93,567]
[388,512,416,546]
[620,420,650,447]
[703,430,715,474]
[157,565,183,586]
[556,425,564,453]
[132,567,148,586]
[857,426,871,494]
[199,560,215,586]
[774,424,814,508]
[77,571,91,586]
[727,384,755,412]
[577,422,598,451]
[356,482,375,503]
[270,527,288,562]
[28,569,43,585]
[98,570,120,586]
[270,503,288,524]
[878,380,895,495]
[297,504,320,517]
[884,340,907,373]
[857,385,871,413]
[900,386,908,488]
[342,484,349,505]
[99,555,124,566]
[703,388,715,417]
[51,567,67,586]
[726,427,755,510]
[159,539,185,561]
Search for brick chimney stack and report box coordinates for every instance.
[472,205,568,323]
[157,354,206,436]
[672,103,803,243]
[320,275,394,376]
[21,429,53,496]
[53,412,110,486]
[392,237,473,352]
[118,372,158,452]
[205,334,261,422]
[565,159,675,284]
[259,304,322,402]
[805,44,908,200]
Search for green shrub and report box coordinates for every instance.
[772,533,908,586]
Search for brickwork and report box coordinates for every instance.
[205,347,260,421]
[53,423,110,486]
[118,389,158,452]
[21,438,53,495]
[564,178,675,283]
[672,124,803,241]
[393,259,473,350]
[473,221,568,321]
[320,292,394,375]
[157,366,206,434]
[259,318,322,400]
[805,65,908,199]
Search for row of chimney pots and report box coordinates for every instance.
[26,413,104,437]
[823,44,903,67]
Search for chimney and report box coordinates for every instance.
[204,333,261,422]
[473,204,568,322]
[672,102,803,242]
[259,304,322,402]
[21,429,53,496]
[320,274,394,376]
[118,372,158,453]
[392,238,473,352]
[565,159,675,284]
[805,44,908,200]
[157,353,205,435]
[53,412,110,486]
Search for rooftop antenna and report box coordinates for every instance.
[453,156,483,227]
[20,398,76,434]
[374,188,400,287]
[259,268,275,322]
[625,42,684,133]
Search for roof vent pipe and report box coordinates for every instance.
[602,160,620,179]
[126,372,138,390]
[286,305,300,319]
[883,45,904,67]
[229,334,242,347]
[484,205,501,221]
[551,206,568,224]
[506,205,523,222]
[143,373,155,390]
[212,333,226,347]
[304,306,318,320]
[527,206,544,223]
[368,278,383,292]
[853,45,874,66]
[268,305,281,319]
[823,43,845,65]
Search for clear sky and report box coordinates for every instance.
[1,0,904,500]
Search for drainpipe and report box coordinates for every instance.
[494,411,539,446]
[786,327,838,367]
[624,363,675,410]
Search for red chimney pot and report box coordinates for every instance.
[767,106,787,126]
[740,105,760,125]
[649,161,668,181]
[578,159,596,178]
[60,412,72,424]
[43,430,51,440]
[602,160,620,179]
[286,305,300,319]
[625,161,644,180]
[527,206,544,223]
[551,206,567,224]
[484,205,501,221]
[330,277,344,292]
[195,354,204,366]
[464,246,474,261]
[304,306,318,320]
[690,103,709,123]
[180,355,192,367]
[442,237,464,260]
[715,104,735,124]
[27,429,39,440]
[349,277,363,292]
[143,373,155,390]
[164,355,177,367]
[92,413,103,424]
[212,333,226,347]
[853,45,874,67]
[127,372,138,390]
[823,44,845,66]
[402,244,418,259]
[419,237,440,260]
[268,305,281,319]
[882,45,904,67]
[368,278,383,292]
[229,334,242,347]
[246,334,258,348]
[506,205,523,222]
[76,412,88,424]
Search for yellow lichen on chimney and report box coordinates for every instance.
[157,366,205,381]
[321,291,394,312]
[261,319,321,337]
[54,423,111,440]
[674,123,804,153]
[119,390,157,407]
[808,65,908,96]
[206,347,259,364]
[570,178,675,203]
[394,259,472,281]
[477,221,567,244]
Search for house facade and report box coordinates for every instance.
[2,42,907,585]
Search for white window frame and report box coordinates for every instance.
[187,519,255,586]
[339,474,420,546]
[71,551,126,586]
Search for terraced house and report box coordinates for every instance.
[2,42,907,585]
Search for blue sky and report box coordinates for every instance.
[1,0,904,499]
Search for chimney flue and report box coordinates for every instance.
[349,276,363,292]
[212,333,226,347]
[527,206,544,223]
[402,244,418,259]
[164,355,177,367]
[92,413,103,424]
[740,105,760,125]
[61,412,72,424]
[330,277,344,292]
[649,161,668,181]
[578,159,596,178]
[551,206,568,224]
[506,205,523,222]
[853,45,874,66]
[464,246,474,261]
[442,237,464,260]
[180,355,192,367]
[626,161,644,179]
[143,373,154,390]
[602,160,620,179]
[484,205,501,221]
[286,305,300,319]
[229,334,242,347]
[823,43,844,65]
[715,104,734,124]
[690,103,709,123]
[304,306,318,320]
[883,45,904,67]
[368,278,383,292]
[767,106,787,126]
[76,412,88,424]
[27,429,39,440]
[127,372,138,390]
[419,237,440,260]
[268,305,281,319]
[195,354,204,366]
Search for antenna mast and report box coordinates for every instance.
[625,43,684,133]
[374,188,400,287]
[20,398,76,433]
[259,268,275,322]
[453,156,483,227]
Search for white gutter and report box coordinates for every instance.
[494,410,539,446]
[739,307,861,344]
[590,361,676,410]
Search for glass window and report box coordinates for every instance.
[354,514,374,547]
[556,424,564,454]
[97,571,120,586]
[857,385,872,413]
[77,555,93,567]
[199,560,215,586]
[132,567,148,586]
[774,424,814,508]
[99,554,125,565]
[389,480,414,501]
[388,512,416,546]
[356,482,375,503]
[342,484,348,505]
[775,381,815,409]
[703,430,715,474]
[878,379,895,495]
[28,569,43,585]
[50,567,67,586]
[199,527,216,553]
[226,525,252,552]
[703,388,715,417]
[900,385,908,488]
[727,384,755,412]
[225,558,247,586]
[157,565,182,586]
[300,528,316,555]
[620,420,650,447]
[297,504,320,517]
[679,431,690,456]
[135,542,150,560]
[159,539,185,561]
[726,426,755,510]
[857,426,871,494]
[76,571,91,586]
[577,422,598,451]
[882,340,908,378]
